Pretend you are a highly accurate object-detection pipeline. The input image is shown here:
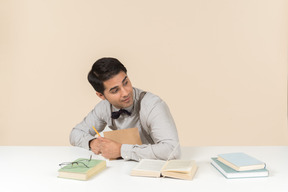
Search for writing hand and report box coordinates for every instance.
[90,137,122,159]
[89,138,102,155]
[97,137,122,159]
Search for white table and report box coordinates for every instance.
[0,146,287,192]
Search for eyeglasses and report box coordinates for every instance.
[59,155,92,168]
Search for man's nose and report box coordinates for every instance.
[121,87,129,96]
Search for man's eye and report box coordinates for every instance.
[111,88,118,94]
[123,80,128,86]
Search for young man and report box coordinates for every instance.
[70,57,180,161]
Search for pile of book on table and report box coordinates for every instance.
[211,152,269,179]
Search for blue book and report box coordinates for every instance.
[217,152,266,171]
[211,158,269,179]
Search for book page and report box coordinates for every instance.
[133,159,166,172]
[162,160,195,172]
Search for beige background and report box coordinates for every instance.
[1,0,287,146]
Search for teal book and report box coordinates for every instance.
[211,158,269,179]
[217,152,266,171]
[58,158,106,180]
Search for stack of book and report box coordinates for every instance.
[211,152,269,179]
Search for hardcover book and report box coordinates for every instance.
[103,127,142,160]
[103,127,142,145]
[211,158,269,179]
[217,152,266,171]
[58,158,106,181]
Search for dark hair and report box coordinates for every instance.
[87,57,127,94]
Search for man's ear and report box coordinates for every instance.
[96,92,106,100]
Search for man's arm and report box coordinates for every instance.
[70,105,107,150]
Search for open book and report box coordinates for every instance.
[130,159,197,180]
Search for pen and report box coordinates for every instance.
[92,126,101,137]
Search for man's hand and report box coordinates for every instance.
[90,137,122,159]
[89,138,102,155]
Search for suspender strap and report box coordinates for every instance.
[137,92,155,144]
[137,91,147,111]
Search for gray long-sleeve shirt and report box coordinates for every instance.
[70,87,180,161]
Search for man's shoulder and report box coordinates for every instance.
[142,92,162,103]
[140,90,165,112]
[93,99,110,113]
[138,90,172,123]
[134,87,162,103]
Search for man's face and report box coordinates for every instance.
[96,71,134,109]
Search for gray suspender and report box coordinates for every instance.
[137,92,155,144]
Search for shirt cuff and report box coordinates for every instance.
[88,138,97,150]
[121,144,134,160]
[84,135,96,150]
